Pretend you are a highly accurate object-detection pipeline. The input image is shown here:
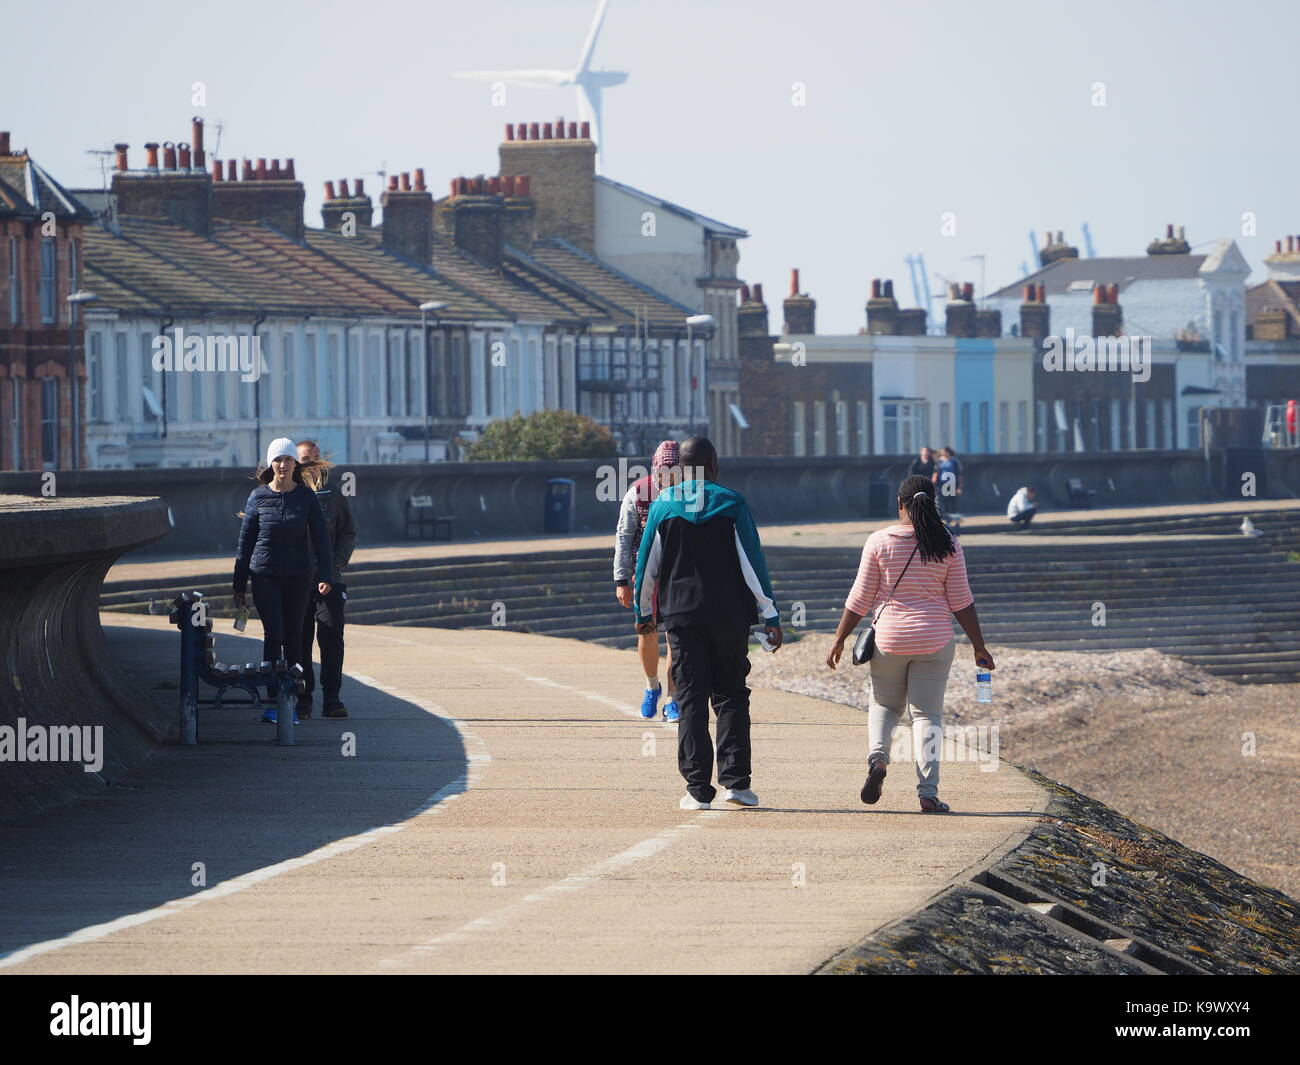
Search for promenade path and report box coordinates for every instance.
[0,614,1044,975]
[103,498,1300,587]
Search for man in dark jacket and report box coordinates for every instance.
[633,437,781,811]
[297,440,357,718]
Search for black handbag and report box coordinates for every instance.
[852,544,919,665]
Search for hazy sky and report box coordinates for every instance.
[10,0,1295,332]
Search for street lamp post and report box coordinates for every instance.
[684,313,714,436]
[419,301,446,462]
[66,290,99,469]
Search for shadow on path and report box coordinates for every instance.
[0,623,466,960]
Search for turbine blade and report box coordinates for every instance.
[577,0,611,72]
[453,69,574,87]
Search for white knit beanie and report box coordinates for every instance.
[265,436,297,467]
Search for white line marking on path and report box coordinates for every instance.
[0,675,487,971]
[375,818,708,971]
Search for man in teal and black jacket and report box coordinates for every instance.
[633,436,782,810]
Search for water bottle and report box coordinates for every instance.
[976,670,992,704]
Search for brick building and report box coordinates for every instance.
[1245,235,1300,433]
[0,130,93,470]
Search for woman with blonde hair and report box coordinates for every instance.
[232,437,334,723]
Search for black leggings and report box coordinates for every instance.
[251,573,313,669]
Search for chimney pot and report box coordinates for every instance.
[1022,284,1034,302]
[115,143,130,171]
[255,158,267,180]
[414,168,426,191]
[354,177,364,196]
[529,122,540,140]
[0,131,10,156]
[388,175,399,190]
[884,279,895,300]
[144,142,160,169]
[178,145,191,169]
[1166,223,1174,238]
[401,172,411,191]
[488,175,501,195]
[325,181,337,200]
[753,283,765,304]
[517,175,530,196]
[580,120,591,138]
[543,122,553,139]
[212,160,223,181]
[225,160,236,181]
[740,284,751,303]
[191,117,205,168]
[339,178,351,198]
[790,268,800,296]
[1093,284,1105,305]
[962,282,974,301]
[556,117,566,139]
[568,121,578,138]
[503,175,516,196]
[162,142,177,170]
[871,278,881,298]
[504,123,515,141]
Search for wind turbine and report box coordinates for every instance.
[453,0,627,172]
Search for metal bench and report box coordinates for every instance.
[406,495,456,541]
[169,591,305,746]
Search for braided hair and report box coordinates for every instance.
[898,474,955,563]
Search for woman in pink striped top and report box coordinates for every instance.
[826,475,995,812]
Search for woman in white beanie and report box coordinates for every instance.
[232,437,334,723]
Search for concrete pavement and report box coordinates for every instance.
[0,614,1045,975]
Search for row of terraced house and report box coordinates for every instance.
[2,117,1299,470]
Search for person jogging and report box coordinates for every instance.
[614,440,682,721]
[296,439,356,719]
[825,474,994,813]
[633,437,781,811]
[233,437,334,725]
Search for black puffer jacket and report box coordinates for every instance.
[233,483,334,594]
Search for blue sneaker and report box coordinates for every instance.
[639,687,662,719]
[260,708,300,725]
[663,700,680,723]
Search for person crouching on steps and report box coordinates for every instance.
[296,439,355,719]
[633,436,782,811]
[825,475,994,813]
[614,439,682,721]
[232,437,334,725]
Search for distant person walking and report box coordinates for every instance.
[633,437,781,811]
[296,439,356,719]
[909,446,936,480]
[614,440,682,721]
[826,474,994,813]
[933,447,962,503]
[1007,486,1037,529]
[232,437,334,724]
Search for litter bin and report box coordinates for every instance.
[867,475,893,518]
[544,478,575,533]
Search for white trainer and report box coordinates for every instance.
[722,788,759,807]
[679,794,711,810]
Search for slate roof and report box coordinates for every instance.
[596,175,748,239]
[988,254,1209,300]
[82,210,691,330]
[0,153,93,220]
[1246,279,1300,331]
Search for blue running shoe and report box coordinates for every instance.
[639,687,662,719]
[261,708,300,725]
[663,700,680,723]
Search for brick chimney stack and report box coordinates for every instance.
[1019,283,1050,339]
[321,178,374,231]
[975,307,1003,337]
[498,119,596,253]
[501,174,536,253]
[1263,232,1300,282]
[1039,230,1079,267]
[381,169,434,264]
[782,268,816,334]
[737,282,770,336]
[110,124,213,236]
[1091,282,1123,336]
[208,152,306,241]
[1147,223,1191,255]
[447,175,507,270]
[945,282,977,337]
[866,278,900,335]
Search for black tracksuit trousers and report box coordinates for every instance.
[665,620,753,802]
[300,583,346,702]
